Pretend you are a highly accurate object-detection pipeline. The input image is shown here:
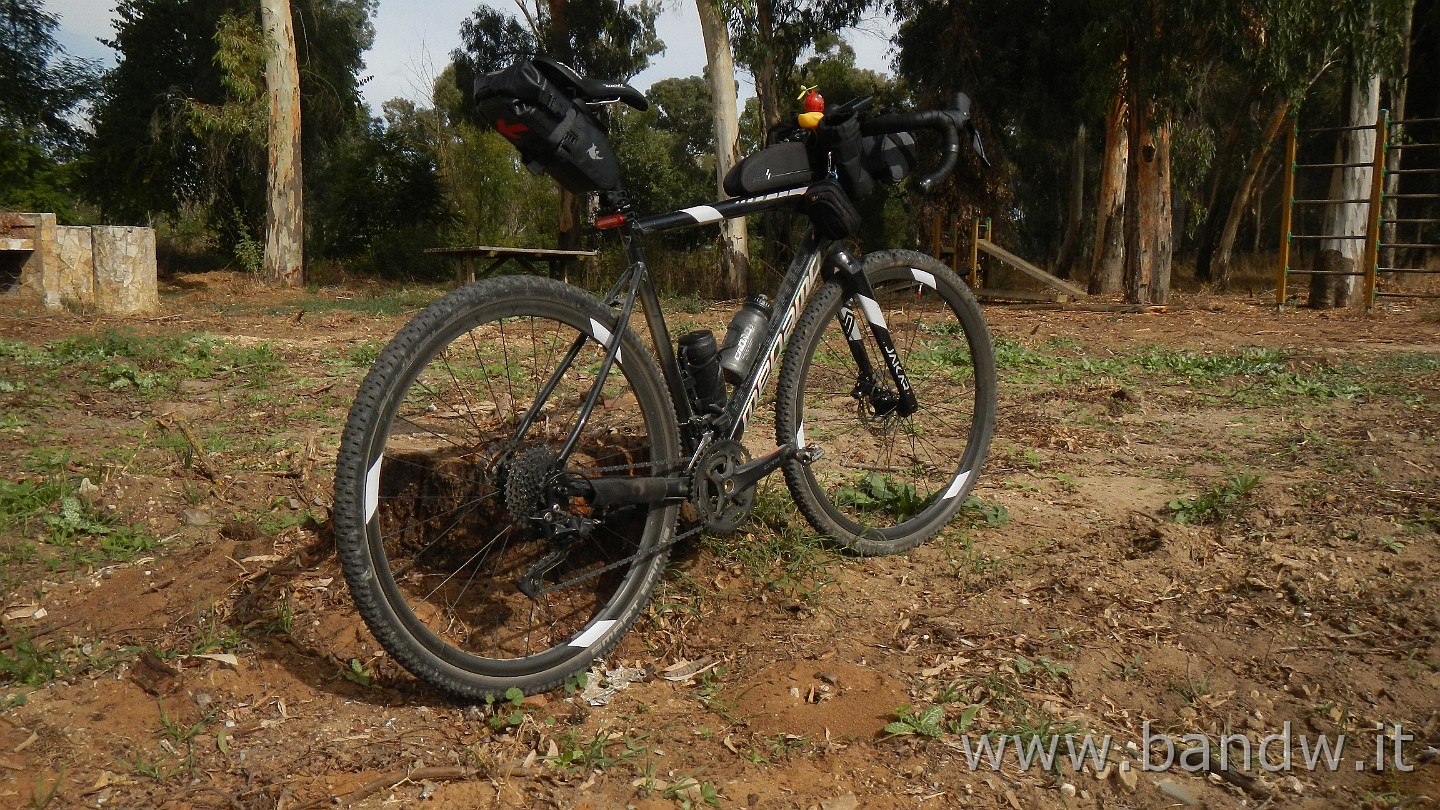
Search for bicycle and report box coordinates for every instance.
[332,56,998,699]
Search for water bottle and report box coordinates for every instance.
[719,294,772,385]
[677,330,726,414]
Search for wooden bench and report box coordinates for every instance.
[424,245,599,284]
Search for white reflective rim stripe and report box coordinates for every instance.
[796,424,806,448]
[568,619,616,648]
[681,205,723,224]
[365,457,382,521]
[942,469,971,500]
[910,268,937,289]
[857,295,885,329]
[588,318,622,364]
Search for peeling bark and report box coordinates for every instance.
[261,0,303,287]
[1089,91,1127,295]
[698,0,749,297]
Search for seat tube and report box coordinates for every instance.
[830,247,919,417]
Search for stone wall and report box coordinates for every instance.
[4,213,158,315]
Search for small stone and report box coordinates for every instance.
[1114,762,1139,793]
[820,794,859,810]
[1060,783,1077,798]
[1156,777,1200,806]
[1286,776,1304,794]
[789,686,802,699]
[77,477,100,498]
[816,671,839,685]
[287,497,302,509]
[181,508,211,526]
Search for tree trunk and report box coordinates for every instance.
[545,0,583,274]
[1089,90,1127,295]
[697,0,749,298]
[1213,98,1290,288]
[1053,123,1086,279]
[1122,94,1171,306]
[261,0,303,287]
[1310,74,1380,309]
[1381,0,1415,278]
[1193,82,1261,282]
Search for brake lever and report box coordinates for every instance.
[969,124,991,168]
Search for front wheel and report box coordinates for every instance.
[775,250,996,555]
[333,276,679,698]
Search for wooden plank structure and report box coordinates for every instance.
[424,245,598,284]
[930,215,1087,303]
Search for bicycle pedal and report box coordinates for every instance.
[796,446,825,465]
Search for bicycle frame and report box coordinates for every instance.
[508,184,918,508]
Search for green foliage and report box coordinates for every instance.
[961,495,1010,529]
[84,0,377,262]
[884,704,946,738]
[834,472,934,521]
[343,658,374,687]
[1168,472,1261,525]
[0,0,99,216]
[0,637,68,686]
[308,101,452,275]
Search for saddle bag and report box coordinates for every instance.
[471,60,621,193]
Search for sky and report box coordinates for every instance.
[46,0,899,112]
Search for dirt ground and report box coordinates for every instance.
[1,271,1437,809]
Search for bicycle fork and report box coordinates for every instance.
[829,247,920,419]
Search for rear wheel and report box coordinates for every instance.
[776,250,996,555]
[333,276,679,698]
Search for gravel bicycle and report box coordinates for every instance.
[333,56,997,698]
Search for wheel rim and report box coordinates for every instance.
[358,303,668,676]
[794,268,986,538]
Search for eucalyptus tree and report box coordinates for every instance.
[84,0,376,271]
[698,0,748,297]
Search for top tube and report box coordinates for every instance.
[632,186,811,235]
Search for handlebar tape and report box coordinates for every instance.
[860,93,977,191]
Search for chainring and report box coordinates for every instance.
[692,439,756,536]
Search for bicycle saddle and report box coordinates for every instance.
[534,55,649,111]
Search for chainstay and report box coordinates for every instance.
[533,519,702,597]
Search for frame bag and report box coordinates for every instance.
[472,60,621,193]
[723,142,815,196]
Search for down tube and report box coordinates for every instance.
[723,237,826,442]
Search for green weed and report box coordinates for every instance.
[339,658,373,688]
[0,637,68,686]
[834,472,933,521]
[1168,472,1261,525]
[884,704,946,738]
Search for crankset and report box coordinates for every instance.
[692,439,756,536]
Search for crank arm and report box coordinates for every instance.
[728,443,800,492]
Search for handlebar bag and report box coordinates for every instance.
[471,60,621,193]
[810,113,875,201]
[862,132,917,185]
[722,142,815,197]
[801,178,861,240]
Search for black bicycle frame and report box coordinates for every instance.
[507,185,919,505]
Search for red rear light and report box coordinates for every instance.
[594,213,626,230]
